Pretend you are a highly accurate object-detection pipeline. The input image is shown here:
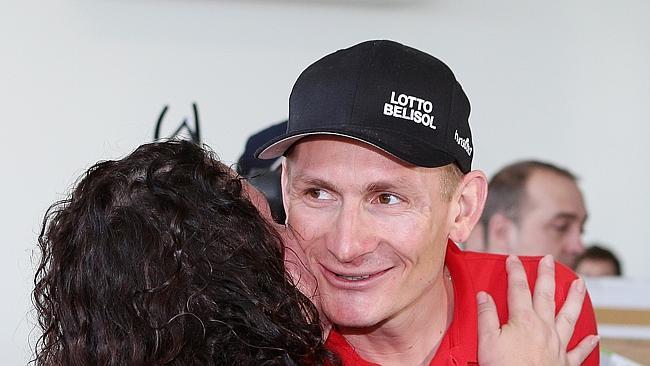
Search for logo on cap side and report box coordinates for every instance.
[383,91,437,130]
[454,130,472,156]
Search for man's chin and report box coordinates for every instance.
[324,306,385,330]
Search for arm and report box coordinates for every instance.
[477,255,599,366]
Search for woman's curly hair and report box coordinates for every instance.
[33,140,335,365]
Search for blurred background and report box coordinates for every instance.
[1,0,648,363]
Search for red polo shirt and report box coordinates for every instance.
[325,241,599,365]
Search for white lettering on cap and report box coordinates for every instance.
[454,130,472,156]
[383,91,437,130]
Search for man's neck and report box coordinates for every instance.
[337,267,455,366]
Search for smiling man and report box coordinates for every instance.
[257,40,598,365]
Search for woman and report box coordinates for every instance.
[33,140,334,365]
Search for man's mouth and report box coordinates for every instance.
[326,267,392,284]
[335,274,373,281]
[319,264,393,288]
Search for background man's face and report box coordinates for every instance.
[513,169,587,267]
[282,136,453,328]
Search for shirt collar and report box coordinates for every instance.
[445,240,479,364]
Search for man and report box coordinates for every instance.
[467,161,587,267]
[257,40,598,365]
[574,245,622,277]
[237,120,288,223]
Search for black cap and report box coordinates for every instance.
[256,40,474,173]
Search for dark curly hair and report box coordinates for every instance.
[33,140,335,365]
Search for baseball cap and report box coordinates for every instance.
[256,39,474,173]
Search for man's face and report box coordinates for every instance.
[282,136,453,328]
[513,169,587,267]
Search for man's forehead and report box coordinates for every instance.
[523,170,587,220]
[284,136,447,195]
[525,170,583,200]
[287,135,416,169]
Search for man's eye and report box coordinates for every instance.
[375,193,402,205]
[553,224,570,234]
[307,189,333,200]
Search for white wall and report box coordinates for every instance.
[2,0,648,363]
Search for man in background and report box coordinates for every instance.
[574,245,622,277]
[237,120,287,224]
[465,160,587,267]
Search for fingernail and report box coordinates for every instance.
[542,254,554,269]
[575,278,586,294]
[477,291,488,304]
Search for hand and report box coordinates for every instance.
[282,226,332,339]
[477,255,599,366]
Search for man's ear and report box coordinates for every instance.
[485,213,517,254]
[449,170,488,243]
[280,158,290,225]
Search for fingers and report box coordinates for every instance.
[532,255,556,324]
[506,255,533,314]
[556,278,587,347]
[567,334,599,366]
[476,291,500,342]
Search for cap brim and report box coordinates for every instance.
[255,128,457,170]
[256,132,313,160]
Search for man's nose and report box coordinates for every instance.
[566,232,585,255]
[328,203,377,263]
